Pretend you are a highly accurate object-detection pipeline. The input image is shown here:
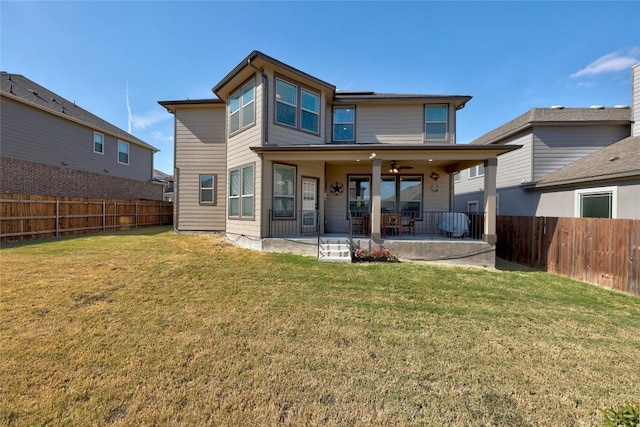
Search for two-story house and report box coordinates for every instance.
[455,63,639,219]
[0,72,162,200]
[160,51,518,265]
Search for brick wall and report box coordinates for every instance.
[1,157,163,200]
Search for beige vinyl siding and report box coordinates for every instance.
[496,133,533,188]
[174,105,226,231]
[355,104,424,144]
[266,69,327,146]
[1,97,153,181]
[633,64,639,137]
[226,81,263,237]
[532,125,630,181]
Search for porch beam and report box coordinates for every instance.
[483,157,497,245]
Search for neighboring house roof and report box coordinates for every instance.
[153,169,173,182]
[1,71,158,152]
[471,107,632,145]
[526,135,640,189]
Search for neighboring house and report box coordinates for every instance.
[153,169,175,202]
[0,72,162,200]
[517,63,640,219]
[454,106,633,217]
[456,63,640,219]
[159,51,518,265]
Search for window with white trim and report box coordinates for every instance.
[273,164,296,218]
[94,132,104,154]
[348,175,370,217]
[453,171,460,183]
[469,164,484,179]
[199,174,216,205]
[576,187,616,218]
[118,141,129,165]
[467,201,479,213]
[425,104,448,141]
[333,106,355,141]
[275,77,320,134]
[228,164,254,218]
[229,79,255,134]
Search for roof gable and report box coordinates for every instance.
[212,51,336,99]
[1,71,158,152]
[531,135,640,188]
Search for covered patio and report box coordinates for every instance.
[252,144,519,265]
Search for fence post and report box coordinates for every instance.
[55,199,59,237]
[135,202,139,229]
[102,201,106,232]
[114,201,117,230]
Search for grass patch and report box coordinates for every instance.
[1,227,639,425]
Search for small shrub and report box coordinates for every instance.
[602,401,640,427]
[353,247,399,262]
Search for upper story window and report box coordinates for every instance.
[425,104,448,141]
[275,77,320,134]
[469,164,484,179]
[453,171,461,183]
[93,132,104,154]
[229,79,256,135]
[118,141,129,165]
[333,106,355,142]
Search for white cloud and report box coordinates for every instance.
[131,110,171,130]
[571,48,640,78]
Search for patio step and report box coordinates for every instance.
[318,239,352,263]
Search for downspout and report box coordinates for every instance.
[247,59,269,145]
[247,59,269,239]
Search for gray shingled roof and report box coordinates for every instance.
[471,107,632,146]
[528,135,640,189]
[1,71,158,152]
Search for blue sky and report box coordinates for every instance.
[2,1,639,174]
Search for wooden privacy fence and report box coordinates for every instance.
[1,194,173,242]
[497,215,639,296]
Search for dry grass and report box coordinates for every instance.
[1,227,639,426]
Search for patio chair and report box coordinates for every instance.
[382,213,402,237]
[403,213,416,236]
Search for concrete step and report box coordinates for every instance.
[318,239,352,262]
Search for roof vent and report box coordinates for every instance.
[613,105,630,109]
[590,105,605,109]
[550,105,564,109]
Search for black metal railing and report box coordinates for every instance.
[350,211,485,240]
[268,209,321,238]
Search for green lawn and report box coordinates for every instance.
[1,227,639,426]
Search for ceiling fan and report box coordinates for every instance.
[388,161,414,174]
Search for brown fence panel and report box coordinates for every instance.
[1,194,173,243]
[498,215,640,296]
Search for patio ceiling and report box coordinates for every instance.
[251,144,521,173]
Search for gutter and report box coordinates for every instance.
[247,58,269,144]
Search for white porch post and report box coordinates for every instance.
[371,158,382,242]
[483,157,497,245]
